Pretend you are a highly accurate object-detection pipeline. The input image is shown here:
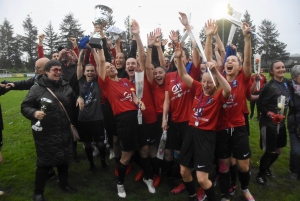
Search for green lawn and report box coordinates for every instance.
[0,76,299,201]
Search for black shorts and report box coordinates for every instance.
[102,102,118,137]
[138,121,161,148]
[115,110,138,152]
[165,120,189,151]
[260,124,287,152]
[244,114,250,136]
[216,126,251,160]
[78,120,105,143]
[179,126,216,173]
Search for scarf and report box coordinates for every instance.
[292,80,300,97]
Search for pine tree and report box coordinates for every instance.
[257,19,290,65]
[22,15,38,69]
[234,10,256,56]
[43,21,60,57]
[0,19,23,70]
[123,15,131,56]
[59,13,84,49]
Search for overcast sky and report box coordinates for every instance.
[1,0,300,55]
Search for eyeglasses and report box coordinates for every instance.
[51,68,62,73]
[35,66,41,70]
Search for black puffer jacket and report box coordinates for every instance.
[21,74,75,167]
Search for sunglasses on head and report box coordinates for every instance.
[51,68,62,73]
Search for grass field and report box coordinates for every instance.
[0,76,299,201]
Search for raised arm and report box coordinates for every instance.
[37,34,45,58]
[214,43,224,72]
[209,62,231,98]
[178,12,200,66]
[204,19,216,62]
[175,42,193,88]
[162,91,170,131]
[213,26,226,61]
[145,32,156,83]
[153,28,166,67]
[242,22,252,77]
[97,48,106,81]
[77,49,85,80]
[70,38,79,57]
[131,19,145,69]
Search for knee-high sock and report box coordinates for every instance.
[183,180,196,197]
[268,153,280,169]
[151,157,161,176]
[84,146,94,165]
[238,170,250,190]
[219,172,230,198]
[117,162,127,185]
[230,164,238,186]
[259,152,274,175]
[204,185,216,201]
[140,157,152,180]
[164,160,173,178]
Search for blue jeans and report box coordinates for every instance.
[289,131,300,174]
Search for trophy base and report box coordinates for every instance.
[89,38,103,49]
[32,125,43,131]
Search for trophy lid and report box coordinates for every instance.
[94,5,113,15]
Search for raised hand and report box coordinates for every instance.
[154,28,162,38]
[38,34,45,45]
[162,39,168,46]
[147,31,156,47]
[214,43,219,51]
[230,43,237,50]
[178,12,189,27]
[206,61,217,73]
[205,19,217,36]
[169,30,178,42]
[131,19,140,35]
[213,24,219,35]
[70,37,77,45]
[242,22,251,38]
[174,42,182,58]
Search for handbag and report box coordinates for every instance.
[46,88,80,141]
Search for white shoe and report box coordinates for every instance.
[242,189,255,201]
[221,198,230,201]
[143,178,156,193]
[93,146,99,157]
[117,184,126,198]
[109,149,115,160]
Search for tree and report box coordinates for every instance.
[0,19,23,70]
[22,15,38,69]
[123,15,131,56]
[43,21,60,58]
[234,10,256,56]
[257,19,290,65]
[59,13,84,49]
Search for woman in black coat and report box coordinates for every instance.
[21,60,79,201]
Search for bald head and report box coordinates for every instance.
[35,57,50,74]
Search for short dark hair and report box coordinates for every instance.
[44,60,61,72]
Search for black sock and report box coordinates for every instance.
[117,162,127,185]
[84,146,94,164]
[115,157,121,166]
[164,160,173,178]
[183,180,196,197]
[269,153,280,168]
[259,152,274,175]
[219,172,230,198]
[238,170,250,190]
[151,157,161,176]
[204,185,216,201]
[140,157,152,180]
[230,164,238,186]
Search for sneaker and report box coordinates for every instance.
[153,174,162,188]
[229,185,236,196]
[171,182,186,194]
[109,149,115,160]
[265,169,275,178]
[256,173,267,185]
[242,189,255,201]
[196,187,207,201]
[221,198,230,201]
[126,163,132,175]
[0,191,3,196]
[117,184,126,198]
[135,169,144,182]
[143,178,156,193]
[93,146,99,157]
[289,172,298,180]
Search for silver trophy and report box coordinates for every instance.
[32,98,52,131]
[89,5,113,48]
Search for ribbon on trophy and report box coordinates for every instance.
[253,53,261,91]
[135,71,144,124]
[106,26,127,43]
